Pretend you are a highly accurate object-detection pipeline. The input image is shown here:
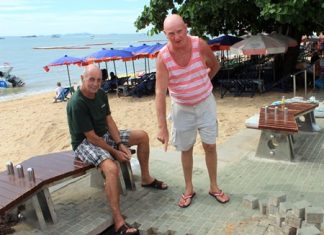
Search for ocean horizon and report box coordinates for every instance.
[0,33,166,101]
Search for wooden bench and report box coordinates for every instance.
[250,102,320,161]
[0,150,136,230]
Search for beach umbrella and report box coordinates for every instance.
[134,43,166,59]
[133,43,166,73]
[85,48,134,76]
[231,34,287,55]
[269,32,298,48]
[43,55,86,89]
[124,44,149,53]
[124,44,149,76]
[208,34,243,51]
[231,34,287,86]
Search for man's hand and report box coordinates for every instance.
[114,144,131,162]
[157,127,169,152]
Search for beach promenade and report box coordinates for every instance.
[11,93,324,235]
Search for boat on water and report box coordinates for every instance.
[0,64,25,88]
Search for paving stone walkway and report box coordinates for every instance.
[11,93,324,235]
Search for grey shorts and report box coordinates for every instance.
[170,94,218,151]
[75,130,130,167]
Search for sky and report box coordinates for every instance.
[0,0,151,36]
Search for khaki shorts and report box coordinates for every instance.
[170,94,218,151]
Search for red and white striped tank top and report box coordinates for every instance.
[160,36,213,106]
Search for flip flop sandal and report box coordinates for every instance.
[209,190,230,204]
[116,223,139,235]
[141,178,168,190]
[178,192,196,208]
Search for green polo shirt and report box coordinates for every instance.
[67,88,111,150]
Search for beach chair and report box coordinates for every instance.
[129,73,156,98]
[55,87,70,102]
[116,76,131,96]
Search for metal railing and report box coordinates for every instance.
[290,62,317,98]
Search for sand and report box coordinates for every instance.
[0,91,289,171]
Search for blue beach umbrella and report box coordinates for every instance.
[134,43,166,58]
[124,44,149,75]
[124,44,149,53]
[43,55,86,89]
[85,48,134,76]
[208,34,243,50]
[133,43,166,73]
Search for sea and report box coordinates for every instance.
[0,33,167,101]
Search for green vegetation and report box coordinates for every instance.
[134,0,324,80]
[135,0,323,40]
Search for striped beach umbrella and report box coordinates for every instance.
[231,34,287,55]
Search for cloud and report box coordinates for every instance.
[0,9,140,35]
[0,0,51,12]
[0,0,149,36]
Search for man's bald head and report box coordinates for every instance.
[80,64,102,97]
[83,64,101,78]
[163,14,188,49]
[163,14,186,32]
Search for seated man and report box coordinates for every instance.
[53,82,65,102]
[67,64,167,235]
[101,71,118,92]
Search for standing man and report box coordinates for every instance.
[155,14,229,208]
[67,64,167,235]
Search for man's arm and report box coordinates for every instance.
[83,115,131,162]
[155,53,169,151]
[106,115,131,160]
[84,129,119,157]
[199,38,221,79]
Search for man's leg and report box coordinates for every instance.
[128,130,167,188]
[203,143,229,203]
[99,159,137,233]
[181,147,194,195]
[178,147,195,207]
[202,143,218,191]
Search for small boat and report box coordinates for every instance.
[0,64,25,88]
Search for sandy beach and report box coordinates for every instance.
[0,90,290,171]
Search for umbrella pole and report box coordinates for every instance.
[124,61,128,76]
[144,58,147,74]
[113,60,117,75]
[113,60,118,96]
[132,60,136,78]
[105,62,108,71]
[66,65,73,92]
[148,59,151,73]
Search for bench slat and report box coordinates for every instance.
[259,107,298,133]
[0,151,93,215]
[257,102,318,133]
[0,174,41,191]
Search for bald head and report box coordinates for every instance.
[83,64,101,77]
[163,14,188,49]
[80,64,102,97]
[163,14,186,31]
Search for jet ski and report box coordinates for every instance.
[0,65,25,88]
